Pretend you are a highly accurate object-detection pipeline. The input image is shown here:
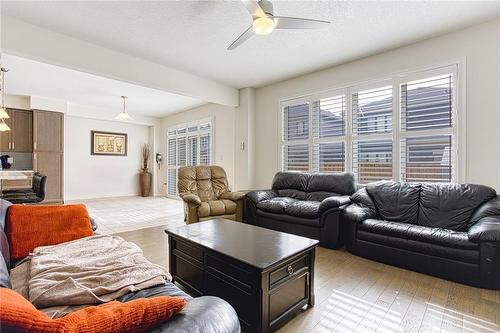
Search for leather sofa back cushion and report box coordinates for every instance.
[272,172,356,201]
[0,288,186,333]
[272,172,308,192]
[366,181,421,224]
[6,204,94,261]
[178,166,229,201]
[307,172,356,195]
[418,183,496,230]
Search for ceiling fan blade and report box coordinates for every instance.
[241,0,266,18]
[227,25,254,50]
[274,16,330,30]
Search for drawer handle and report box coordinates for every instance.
[287,265,294,275]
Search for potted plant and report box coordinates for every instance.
[139,144,152,197]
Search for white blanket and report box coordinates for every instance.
[11,234,170,309]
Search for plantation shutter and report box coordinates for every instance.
[188,136,198,166]
[177,137,187,166]
[199,134,210,165]
[282,101,310,171]
[400,73,454,182]
[312,94,346,172]
[352,86,393,135]
[167,137,177,196]
[351,85,393,183]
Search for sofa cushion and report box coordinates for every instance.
[0,287,186,333]
[418,183,496,231]
[197,200,236,218]
[257,197,298,214]
[277,189,307,200]
[359,219,477,250]
[284,201,320,218]
[307,172,356,195]
[306,191,340,202]
[366,181,421,225]
[272,172,308,192]
[6,204,94,261]
[257,210,321,227]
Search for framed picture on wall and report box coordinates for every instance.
[91,131,128,156]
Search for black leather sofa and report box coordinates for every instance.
[343,181,500,289]
[245,172,356,248]
[0,199,240,333]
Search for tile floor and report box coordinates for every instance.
[68,196,185,234]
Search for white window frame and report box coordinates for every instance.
[166,117,213,197]
[278,61,465,184]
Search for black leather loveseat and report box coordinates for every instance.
[245,172,356,248]
[343,181,500,289]
[0,199,240,333]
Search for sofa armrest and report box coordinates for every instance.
[470,197,500,225]
[342,203,376,224]
[319,195,351,214]
[89,217,98,232]
[149,296,240,333]
[219,191,245,201]
[246,190,277,204]
[179,193,202,206]
[468,215,500,243]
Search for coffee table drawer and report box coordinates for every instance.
[270,255,308,287]
[269,271,309,324]
[172,239,204,263]
[173,254,204,294]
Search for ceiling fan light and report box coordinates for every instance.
[0,107,9,119]
[252,16,275,35]
[0,120,10,132]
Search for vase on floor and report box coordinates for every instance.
[139,169,152,197]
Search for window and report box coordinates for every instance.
[167,118,213,196]
[279,64,461,184]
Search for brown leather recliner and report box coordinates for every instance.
[178,165,245,224]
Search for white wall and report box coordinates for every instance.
[160,103,236,191]
[64,115,151,200]
[254,19,500,191]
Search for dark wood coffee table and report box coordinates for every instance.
[164,218,319,333]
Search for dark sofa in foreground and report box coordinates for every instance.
[343,181,500,289]
[245,172,356,248]
[0,199,240,333]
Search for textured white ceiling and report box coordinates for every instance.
[2,54,205,117]
[2,1,499,88]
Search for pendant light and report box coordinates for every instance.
[0,67,10,132]
[115,95,133,121]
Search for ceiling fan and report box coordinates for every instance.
[227,0,331,50]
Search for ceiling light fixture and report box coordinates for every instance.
[115,95,133,121]
[252,16,275,35]
[0,67,11,132]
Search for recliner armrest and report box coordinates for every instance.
[319,195,351,214]
[179,193,202,206]
[219,191,245,201]
[246,190,277,204]
[468,215,500,242]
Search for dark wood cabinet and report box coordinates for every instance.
[0,109,33,152]
[0,109,12,151]
[12,110,33,152]
[33,110,64,203]
[166,219,318,333]
[33,110,63,152]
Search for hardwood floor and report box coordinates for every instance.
[116,225,500,333]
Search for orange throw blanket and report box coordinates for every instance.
[6,204,94,261]
[0,288,187,333]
